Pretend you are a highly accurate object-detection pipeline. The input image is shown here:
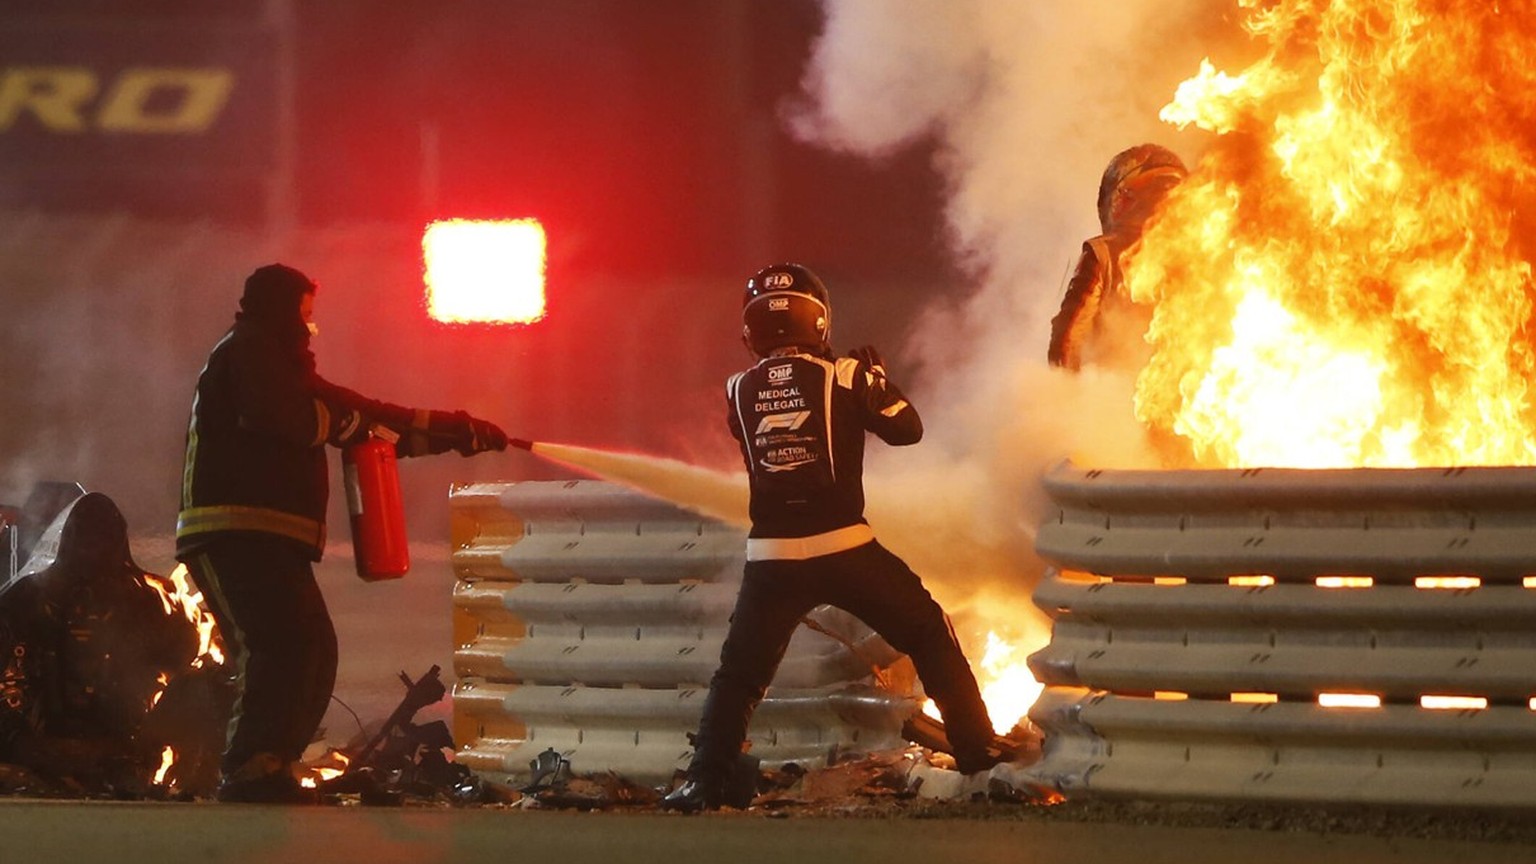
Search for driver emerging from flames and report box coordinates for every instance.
[661,263,1003,812]
[1048,143,1188,371]
[176,263,508,803]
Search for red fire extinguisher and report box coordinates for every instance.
[343,426,410,581]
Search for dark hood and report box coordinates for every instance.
[235,263,316,358]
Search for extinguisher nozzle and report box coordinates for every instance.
[510,437,534,451]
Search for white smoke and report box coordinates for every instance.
[786,0,1232,637]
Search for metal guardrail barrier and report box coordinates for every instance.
[449,480,917,786]
[1023,461,1536,808]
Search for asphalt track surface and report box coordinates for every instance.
[7,799,1536,864]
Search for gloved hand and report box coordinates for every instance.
[848,345,887,378]
[445,410,509,456]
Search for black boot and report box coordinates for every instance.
[659,779,721,814]
[215,752,318,805]
[216,771,319,804]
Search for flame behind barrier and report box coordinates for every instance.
[922,630,1046,735]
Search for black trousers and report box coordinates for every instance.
[183,534,338,776]
[688,540,995,783]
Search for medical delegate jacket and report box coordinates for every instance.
[726,351,921,549]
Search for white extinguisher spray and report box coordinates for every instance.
[343,426,410,581]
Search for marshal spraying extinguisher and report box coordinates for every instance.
[343,426,410,581]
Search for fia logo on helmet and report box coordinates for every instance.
[764,273,794,289]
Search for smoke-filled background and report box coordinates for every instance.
[0,0,1244,718]
[785,0,1237,635]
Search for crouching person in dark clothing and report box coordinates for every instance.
[176,264,508,803]
[661,263,999,813]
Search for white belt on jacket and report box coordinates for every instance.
[746,524,875,561]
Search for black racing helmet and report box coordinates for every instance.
[1097,143,1188,235]
[742,263,831,357]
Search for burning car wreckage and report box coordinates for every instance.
[0,485,226,798]
[0,483,1041,810]
[0,485,478,804]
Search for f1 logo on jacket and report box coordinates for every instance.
[755,410,811,435]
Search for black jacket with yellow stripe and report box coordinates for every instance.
[176,314,455,562]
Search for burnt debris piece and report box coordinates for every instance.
[320,665,488,805]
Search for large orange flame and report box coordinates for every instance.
[1129,0,1536,468]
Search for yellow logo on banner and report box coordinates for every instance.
[0,66,234,134]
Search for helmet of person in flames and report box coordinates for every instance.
[742,263,831,358]
[1097,143,1188,236]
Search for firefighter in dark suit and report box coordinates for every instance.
[177,263,508,803]
[662,263,1000,812]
